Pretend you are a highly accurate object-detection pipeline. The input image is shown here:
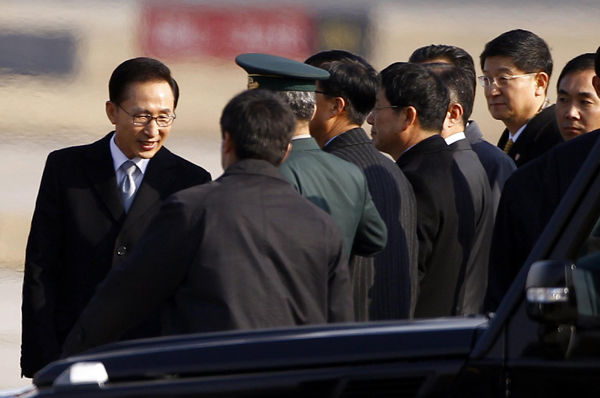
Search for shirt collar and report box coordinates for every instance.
[110,133,150,174]
[444,132,466,146]
[509,123,527,143]
[292,134,312,141]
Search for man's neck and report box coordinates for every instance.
[318,120,361,148]
[293,120,311,138]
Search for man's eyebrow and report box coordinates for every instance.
[130,107,174,114]
[482,67,513,75]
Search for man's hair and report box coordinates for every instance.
[109,57,180,108]
[275,91,316,122]
[220,89,296,166]
[409,44,477,98]
[595,46,600,77]
[480,29,553,78]
[380,62,449,132]
[557,53,597,90]
[423,63,474,126]
[305,50,379,125]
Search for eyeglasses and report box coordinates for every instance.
[372,105,399,112]
[315,90,333,97]
[478,73,537,88]
[117,103,176,127]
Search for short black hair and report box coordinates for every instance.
[275,91,316,122]
[220,90,296,166]
[380,62,449,132]
[409,44,476,99]
[109,57,180,108]
[480,29,553,78]
[557,53,596,91]
[423,63,474,126]
[595,46,600,77]
[305,50,379,125]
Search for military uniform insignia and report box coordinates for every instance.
[247,76,260,90]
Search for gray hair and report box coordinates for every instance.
[276,91,316,121]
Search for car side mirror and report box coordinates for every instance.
[525,260,577,324]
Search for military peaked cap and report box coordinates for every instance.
[235,53,330,92]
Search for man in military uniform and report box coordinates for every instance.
[235,54,387,321]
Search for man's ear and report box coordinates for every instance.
[331,96,346,117]
[403,106,418,131]
[106,101,118,124]
[593,75,600,98]
[280,142,292,164]
[534,72,550,96]
[446,102,464,129]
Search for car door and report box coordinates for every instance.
[451,136,600,398]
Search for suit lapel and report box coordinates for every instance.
[122,147,176,229]
[84,133,125,224]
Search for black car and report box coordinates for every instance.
[15,138,600,397]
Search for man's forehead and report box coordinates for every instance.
[483,56,521,74]
[559,69,596,91]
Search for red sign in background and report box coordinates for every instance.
[140,4,316,61]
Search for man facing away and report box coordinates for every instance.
[234,53,387,282]
[367,62,475,318]
[305,50,418,320]
[486,52,600,311]
[423,63,494,315]
[61,89,353,358]
[410,44,516,215]
[21,57,211,377]
[480,29,563,167]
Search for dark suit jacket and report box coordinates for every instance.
[397,135,475,318]
[324,128,418,321]
[485,130,600,311]
[21,133,211,377]
[465,120,516,216]
[61,159,353,357]
[497,105,563,168]
[279,137,387,260]
[448,138,494,314]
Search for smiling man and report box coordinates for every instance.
[480,29,563,167]
[21,57,211,377]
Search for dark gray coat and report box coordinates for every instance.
[61,159,353,358]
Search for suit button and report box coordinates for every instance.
[116,246,127,256]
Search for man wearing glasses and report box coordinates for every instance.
[305,51,418,321]
[367,62,475,318]
[21,57,211,377]
[480,29,563,168]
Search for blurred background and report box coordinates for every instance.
[1,0,600,266]
[0,0,598,387]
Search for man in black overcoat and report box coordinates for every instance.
[368,62,475,318]
[61,89,353,358]
[424,63,494,315]
[480,29,563,168]
[485,51,600,311]
[410,44,516,216]
[21,58,211,377]
[305,50,418,320]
